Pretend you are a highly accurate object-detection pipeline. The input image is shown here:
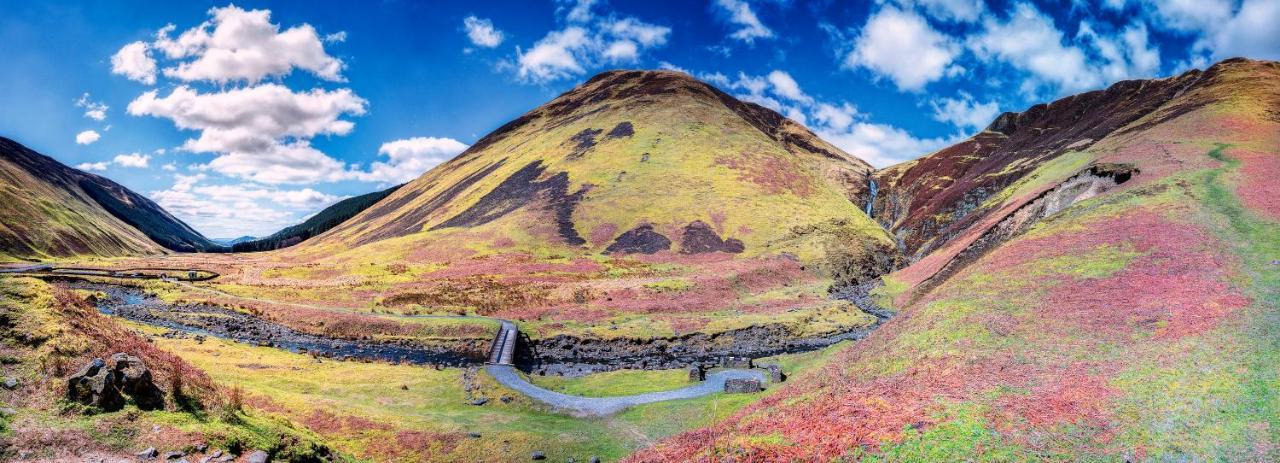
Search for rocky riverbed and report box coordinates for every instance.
[64,281,482,366]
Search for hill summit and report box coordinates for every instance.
[301,70,896,283]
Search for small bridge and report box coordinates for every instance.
[487,320,518,365]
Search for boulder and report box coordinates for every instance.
[688,365,704,382]
[110,353,164,410]
[724,378,762,394]
[246,450,270,463]
[136,447,159,460]
[67,358,123,410]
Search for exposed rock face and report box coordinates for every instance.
[110,352,164,410]
[603,224,671,255]
[873,65,1209,260]
[67,358,122,410]
[679,221,744,254]
[67,353,165,411]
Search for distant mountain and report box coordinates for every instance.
[212,236,256,246]
[231,185,402,252]
[0,136,221,260]
[295,70,895,284]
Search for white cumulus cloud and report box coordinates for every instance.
[930,92,1001,130]
[515,13,670,83]
[113,152,150,168]
[844,7,960,92]
[75,93,108,121]
[77,162,109,171]
[127,84,367,184]
[888,0,986,22]
[350,137,470,184]
[152,5,345,84]
[110,41,157,85]
[463,16,505,48]
[75,130,101,145]
[713,0,774,44]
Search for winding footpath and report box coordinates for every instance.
[486,364,765,416]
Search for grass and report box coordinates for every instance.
[137,321,848,462]
[527,368,691,397]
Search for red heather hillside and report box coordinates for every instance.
[630,58,1280,462]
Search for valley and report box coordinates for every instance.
[0,56,1276,462]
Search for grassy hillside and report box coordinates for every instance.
[295,70,893,277]
[633,58,1280,462]
[0,137,219,260]
[232,184,402,252]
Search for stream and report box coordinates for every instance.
[65,281,481,366]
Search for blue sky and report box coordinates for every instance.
[0,0,1275,237]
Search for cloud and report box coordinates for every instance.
[350,136,470,184]
[149,174,341,237]
[75,93,108,121]
[162,162,177,171]
[562,0,599,23]
[113,152,150,168]
[127,84,366,184]
[888,0,985,22]
[110,41,157,85]
[75,130,101,145]
[930,91,1000,130]
[517,27,592,82]
[969,3,1098,95]
[77,162,108,171]
[515,13,670,83]
[713,0,774,44]
[152,5,345,84]
[1201,0,1280,61]
[1143,0,1234,34]
[324,31,347,43]
[766,71,812,104]
[843,7,960,92]
[463,16,505,48]
[1076,21,1162,83]
[709,69,955,168]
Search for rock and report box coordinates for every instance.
[194,442,207,452]
[210,450,223,458]
[467,432,482,439]
[246,450,269,463]
[110,353,165,410]
[688,365,704,382]
[0,407,15,416]
[724,378,762,394]
[763,364,784,383]
[199,457,212,463]
[590,457,601,463]
[721,356,752,369]
[67,358,123,410]
[163,450,185,459]
[531,450,546,460]
[2,377,17,389]
[176,460,192,463]
[470,398,489,406]
[136,447,158,460]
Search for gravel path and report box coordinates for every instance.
[486,364,765,416]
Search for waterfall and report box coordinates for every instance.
[864,179,878,217]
